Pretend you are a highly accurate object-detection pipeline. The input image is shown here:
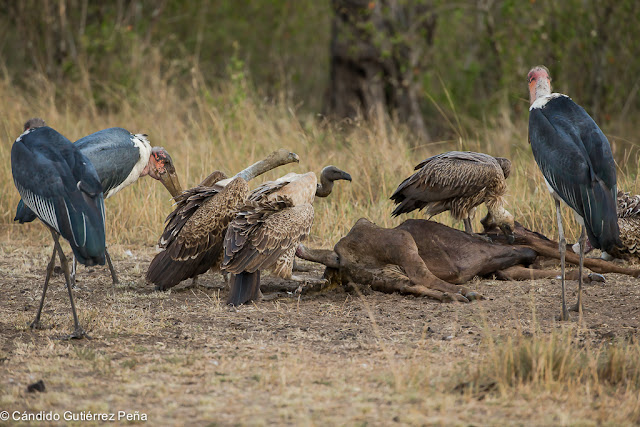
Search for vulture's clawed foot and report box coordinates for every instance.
[291,275,328,294]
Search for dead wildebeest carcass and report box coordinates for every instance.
[296,218,640,302]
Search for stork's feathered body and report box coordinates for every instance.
[11,125,106,338]
[390,151,514,238]
[528,65,621,320]
[146,149,301,291]
[222,172,317,306]
[15,121,182,287]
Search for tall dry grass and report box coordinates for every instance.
[1,65,639,253]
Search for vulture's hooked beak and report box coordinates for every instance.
[340,171,353,182]
[500,224,516,245]
[150,147,183,198]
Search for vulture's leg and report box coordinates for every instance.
[463,218,473,234]
[52,231,90,339]
[105,247,119,290]
[570,226,586,316]
[30,243,57,330]
[555,200,569,321]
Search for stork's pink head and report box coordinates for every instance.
[23,118,46,131]
[527,65,551,105]
[147,147,183,198]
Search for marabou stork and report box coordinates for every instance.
[15,118,183,286]
[11,124,106,339]
[527,65,621,320]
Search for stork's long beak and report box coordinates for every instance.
[159,167,183,199]
[149,147,183,198]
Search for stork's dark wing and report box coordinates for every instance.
[11,127,106,265]
[75,127,141,197]
[14,199,37,223]
[390,152,502,216]
[222,196,314,276]
[529,96,620,251]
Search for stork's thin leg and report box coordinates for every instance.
[30,245,57,330]
[52,232,90,339]
[70,255,77,288]
[105,247,119,290]
[570,226,586,317]
[555,200,569,321]
[463,218,474,234]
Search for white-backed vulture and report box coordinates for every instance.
[222,166,352,306]
[146,149,300,291]
[390,151,514,241]
[572,191,640,260]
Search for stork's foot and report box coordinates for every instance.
[29,320,45,330]
[555,309,571,321]
[60,328,91,340]
[569,302,584,313]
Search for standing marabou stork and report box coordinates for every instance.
[527,65,621,320]
[12,124,106,339]
[15,118,183,286]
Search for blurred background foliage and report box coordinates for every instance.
[0,0,638,138]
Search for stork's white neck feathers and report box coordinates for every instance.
[529,93,570,111]
[105,133,151,198]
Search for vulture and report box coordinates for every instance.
[15,118,182,287]
[11,124,105,339]
[572,191,640,261]
[390,151,515,241]
[146,149,301,291]
[528,65,620,320]
[222,166,352,306]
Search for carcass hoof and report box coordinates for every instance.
[446,293,469,303]
[587,273,605,284]
[464,291,483,301]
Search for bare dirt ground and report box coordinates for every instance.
[1,241,640,426]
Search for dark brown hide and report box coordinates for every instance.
[297,218,640,302]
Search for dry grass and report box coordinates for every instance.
[2,71,640,425]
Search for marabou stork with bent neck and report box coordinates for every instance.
[15,118,183,287]
[11,124,106,339]
[527,65,621,321]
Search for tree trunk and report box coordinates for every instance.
[324,0,436,140]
